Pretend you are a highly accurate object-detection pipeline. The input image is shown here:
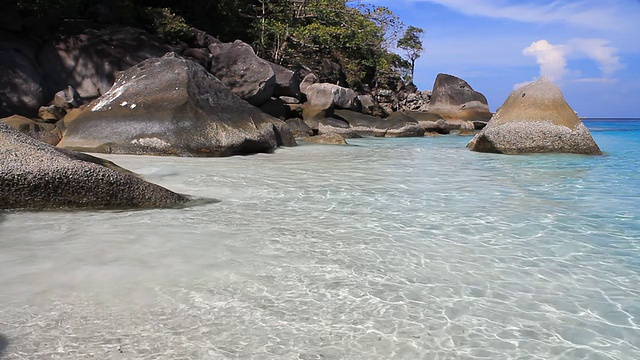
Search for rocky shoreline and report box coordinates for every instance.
[1,24,601,210]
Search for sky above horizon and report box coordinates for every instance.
[368,0,640,117]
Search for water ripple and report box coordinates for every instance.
[1,134,639,359]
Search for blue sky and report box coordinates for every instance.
[368,0,640,117]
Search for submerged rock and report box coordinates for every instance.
[58,53,295,157]
[467,78,601,155]
[0,122,189,210]
[301,133,348,145]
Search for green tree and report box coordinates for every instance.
[397,25,424,83]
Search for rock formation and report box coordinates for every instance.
[467,78,601,155]
[58,53,295,157]
[1,115,61,145]
[318,110,424,138]
[300,133,348,145]
[209,40,276,106]
[429,73,492,122]
[0,122,189,210]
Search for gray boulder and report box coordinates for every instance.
[269,62,301,99]
[58,53,295,157]
[467,78,601,155]
[318,110,424,138]
[299,73,318,95]
[182,47,212,69]
[53,85,82,110]
[302,83,357,129]
[429,73,492,122]
[209,40,275,106]
[0,122,189,210]
[306,83,356,110]
[390,111,448,134]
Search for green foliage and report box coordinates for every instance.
[15,0,421,90]
[140,7,194,43]
[397,25,425,83]
[242,0,407,88]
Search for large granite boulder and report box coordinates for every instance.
[209,40,275,106]
[58,53,295,157]
[0,122,189,210]
[429,73,492,122]
[467,78,601,155]
[1,115,61,145]
[37,26,172,101]
[306,83,356,110]
[0,32,44,118]
[302,83,357,129]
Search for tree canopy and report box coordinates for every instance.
[14,0,422,90]
[397,25,425,84]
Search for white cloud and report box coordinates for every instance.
[573,78,618,84]
[522,38,623,83]
[569,39,623,76]
[523,40,568,82]
[404,0,638,32]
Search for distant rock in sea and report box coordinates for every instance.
[467,78,602,155]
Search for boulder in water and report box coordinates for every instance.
[467,78,601,155]
[0,122,189,210]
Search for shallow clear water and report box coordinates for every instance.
[1,121,639,359]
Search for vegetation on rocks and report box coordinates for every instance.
[13,0,423,91]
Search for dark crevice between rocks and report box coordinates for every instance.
[1,195,220,213]
[0,333,8,359]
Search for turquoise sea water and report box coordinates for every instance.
[0,120,639,359]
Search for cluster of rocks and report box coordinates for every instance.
[374,89,431,114]
[0,24,602,210]
[1,25,495,153]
